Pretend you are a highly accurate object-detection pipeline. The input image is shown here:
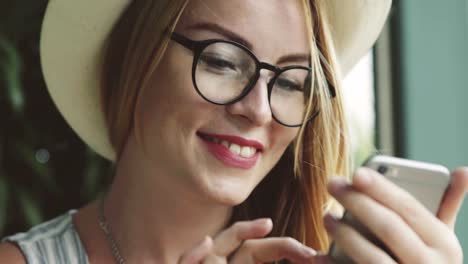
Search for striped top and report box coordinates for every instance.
[1,210,89,264]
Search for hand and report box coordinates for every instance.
[323,167,468,264]
[437,168,468,230]
[178,218,321,264]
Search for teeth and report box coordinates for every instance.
[221,140,230,148]
[227,142,256,158]
[229,144,241,155]
[241,146,253,158]
[205,136,258,158]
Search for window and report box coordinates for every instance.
[342,52,375,167]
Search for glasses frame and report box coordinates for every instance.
[170,32,332,127]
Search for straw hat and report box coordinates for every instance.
[40,0,392,161]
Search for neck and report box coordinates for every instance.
[103,134,233,263]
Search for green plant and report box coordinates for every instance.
[0,0,111,237]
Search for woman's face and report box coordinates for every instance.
[135,0,310,205]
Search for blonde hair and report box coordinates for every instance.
[101,0,349,252]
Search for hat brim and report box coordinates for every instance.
[40,0,392,161]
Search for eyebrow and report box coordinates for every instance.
[277,53,310,65]
[185,22,253,49]
[184,22,311,65]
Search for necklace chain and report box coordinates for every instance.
[98,196,127,264]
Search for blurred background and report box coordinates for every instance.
[0,0,112,237]
[1,0,467,259]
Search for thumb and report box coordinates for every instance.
[437,167,468,230]
[178,236,213,264]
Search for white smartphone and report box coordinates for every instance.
[328,155,451,263]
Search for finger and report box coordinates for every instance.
[328,181,428,263]
[324,214,398,264]
[349,168,447,245]
[212,218,272,256]
[437,167,468,230]
[229,237,317,264]
[178,236,213,264]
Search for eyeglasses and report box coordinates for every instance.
[170,32,328,127]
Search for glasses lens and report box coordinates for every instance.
[195,42,256,103]
[270,68,317,126]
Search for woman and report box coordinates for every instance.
[1,0,467,263]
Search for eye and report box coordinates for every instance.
[276,77,303,92]
[199,53,239,72]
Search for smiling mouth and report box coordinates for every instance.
[197,132,260,159]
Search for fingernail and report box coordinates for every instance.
[324,214,338,233]
[199,236,212,247]
[302,246,317,258]
[204,236,212,244]
[254,218,272,227]
[355,168,373,185]
[328,177,348,196]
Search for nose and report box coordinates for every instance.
[225,71,273,127]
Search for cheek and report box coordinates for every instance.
[134,46,227,165]
[271,125,298,154]
[136,47,206,129]
[260,125,298,178]
[141,55,192,112]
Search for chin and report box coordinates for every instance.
[213,194,249,206]
[205,181,253,206]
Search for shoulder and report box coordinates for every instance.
[0,242,26,264]
[5,209,77,245]
[0,209,86,263]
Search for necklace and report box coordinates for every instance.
[98,196,127,264]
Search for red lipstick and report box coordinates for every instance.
[197,132,262,169]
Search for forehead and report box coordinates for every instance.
[176,0,310,60]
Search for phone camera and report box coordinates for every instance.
[377,165,388,175]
